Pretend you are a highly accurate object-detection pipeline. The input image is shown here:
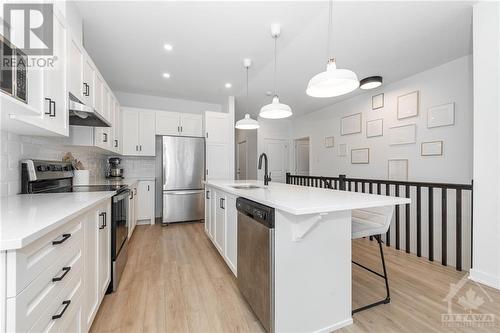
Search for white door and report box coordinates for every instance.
[139,111,156,156]
[295,138,310,176]
[206,143,230,179]
[180,114,203,137]
[156,111,180,135]
[264,138,288,183]
[237,141,247,180]
[122,109,139,155]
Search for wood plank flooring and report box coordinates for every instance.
[90,223,500,333]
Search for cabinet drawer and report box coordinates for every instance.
[28,269,83,333]
[6,247,83,332]
[6,217,84,297]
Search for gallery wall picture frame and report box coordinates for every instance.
[389,123,416,145]
[397,90,419,119]
[351,148,370,164]
[341,113,362,136]
[338,143,348,157]
[372,93,384,110]
[366,118,384,138]
[325,136,335,148]
[428,102,455,128]
[388,159,408,181]
[421,140,443,156]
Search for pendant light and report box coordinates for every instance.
[259,24,292,119]
[306,0,359,98]
[236,59,259,130]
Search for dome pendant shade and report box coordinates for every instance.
[306,59,359,98]
[359,75,383,90]
[259,95,292,119]
[235,114,260,129]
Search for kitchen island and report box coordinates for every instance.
[204,180,410,333]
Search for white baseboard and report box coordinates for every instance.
[313,318,353,333]
[469,269,500,290]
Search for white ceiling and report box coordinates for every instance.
[75,1,473,119]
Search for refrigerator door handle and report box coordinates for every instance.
[166,190,203,195]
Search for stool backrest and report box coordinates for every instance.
[352,206,394,235]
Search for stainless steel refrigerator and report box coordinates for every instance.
[161,136,205,224]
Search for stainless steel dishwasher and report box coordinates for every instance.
[236,197,275,333]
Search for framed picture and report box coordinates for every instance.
[428,102,455,128]
[338,143,348,157]
[366,119,383,138]
[341,113,362,135]
[397,91,419,119]
[421,141,443,156]
[324,136,334,148]
[389,124,416,145]
[372,93,384,110]
[351,148,370,164]
[388,159,408,181]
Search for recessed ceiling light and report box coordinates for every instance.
[164,44,173,51]
[163,73,171,79]
[225,83,232,89]
[360,76,383,90]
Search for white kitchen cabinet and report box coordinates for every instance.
[224,194,237,274]
[137,181,155,224]
[205,111,232,180]
[156,111,203,137]
[214,191,226,254]
[95,89,112,150]
[129,185,138,238]
[68,37,84,101]
[97,205,111,299]
[205,111,230,143]
[204,188,212,237]
[82,58,94,108]
[122,108,156,156]
[206,143,230,180]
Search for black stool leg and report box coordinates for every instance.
[352,235,391,314]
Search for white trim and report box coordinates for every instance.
[469,268,500,290]
[313,318,353,333]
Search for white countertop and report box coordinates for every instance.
[205,180,410,215]
[0,192,114,251]
[85,177,155,187]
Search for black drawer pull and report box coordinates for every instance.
[99,212,106,229]
[52,266,71,282]
[50,100,56,117]
[52,233,71,245]
[52,300,71,320]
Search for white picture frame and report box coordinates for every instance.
[427,102,455,128]
[324,136,334,148]
[421,141,443,156]
[341,113,362,136]
[389,124,416,145]
[397,91,419,119]
[351,148,370,164]
[366,119,383,138]
[372,93,384,110]
[338,143,348,157]
[388,159,408,181]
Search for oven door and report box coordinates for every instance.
[112,189,130,260]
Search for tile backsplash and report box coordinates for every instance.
[0,130,108,196]
[117,156,156,178]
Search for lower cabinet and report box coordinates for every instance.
[129,185,137,238]
[136,181,155,224]
[204,185,237,275]
[1,199,111,333]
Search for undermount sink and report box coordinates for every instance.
[230,184,262,189]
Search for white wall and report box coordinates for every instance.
[115,91,222,114]
[292,55,473,184]
[469,2,500,290]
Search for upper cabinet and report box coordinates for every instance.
[67,37,84,102]
[122,108,156,156]
[205,111,232,180]
[156,111,203,137]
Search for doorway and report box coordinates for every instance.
[237,140,248,180]
[263,138,288,183]
[294,137,310,176]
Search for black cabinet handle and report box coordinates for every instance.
[180,126,183,132]
[52,266,71,282]
[99,212,106,229]
[134,188,137,195]
[147,185,150,191]
[206,190,210,199]
[136,145,138,151]
[220,198,225,209]
[103,133,108,143]
[83,83,89,96]
[52,300,71,320]
[50,100,56,117]
[114,139,118,148]
[52,233,71,245]
[44,98,52,115]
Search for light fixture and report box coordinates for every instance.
[306,0,359,98]
[259,24,292,119]
[225,83,232,89]
[236,59,259,130]
[359,76,383,90]
[164,44,173,51]
[162,72,170,79]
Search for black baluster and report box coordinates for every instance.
[395,185,400,250]
[456,188,462,271]
[405,185,410,253]
[442,188,448,266]
[429,187,434,261]
[416,186,422,257]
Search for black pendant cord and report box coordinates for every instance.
[327,0,333,61]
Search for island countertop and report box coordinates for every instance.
[205,180,410,215]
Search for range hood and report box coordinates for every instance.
[68,93,111,127]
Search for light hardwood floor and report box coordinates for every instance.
[90,223,500,333]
